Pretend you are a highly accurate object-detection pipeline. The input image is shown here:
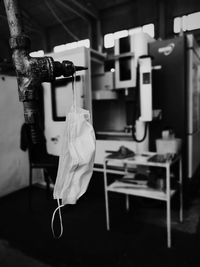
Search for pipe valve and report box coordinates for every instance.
[53,60,88,78]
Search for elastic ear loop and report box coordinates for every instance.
[51,199,64,239]
[72,72,77,112]
[51,73,77,239]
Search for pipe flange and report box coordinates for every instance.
[9,35,31,50]
[44,56,55,81]
[24,110,36,124]
[31,56,55,82]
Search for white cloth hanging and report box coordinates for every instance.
[51,75,96,238]
[53,106,96,205]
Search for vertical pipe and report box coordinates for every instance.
[103,160,110,231]
[3,0,23,37]
[125,195,130,211]
[166,164,171,248]
[179,156,183,222]
[3,0,41,144]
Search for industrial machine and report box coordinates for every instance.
[42,33,155,166]
[93,32,155,167]
[92,32,200,179]
[149,34,200,178]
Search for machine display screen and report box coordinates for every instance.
[142,72,151,84]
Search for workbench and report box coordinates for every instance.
[103,152,183,248]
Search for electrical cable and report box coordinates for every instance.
[45,0,79,41]
[132,121,148,143]
[131,60,149,143]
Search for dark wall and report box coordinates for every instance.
[100,0,157,35]
[0,40,11,61]
[45,18,90,51]
[170,0,200,16]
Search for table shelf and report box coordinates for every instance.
[107,181,176,201]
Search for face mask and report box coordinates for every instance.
[51,75,96,238]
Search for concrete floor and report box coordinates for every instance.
[0,239,51,267]
[0,178,199,267]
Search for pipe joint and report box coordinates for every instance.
[9,35,31,50]
[18,84,37,102]
[29,56,55,82]
[23,101,39,124]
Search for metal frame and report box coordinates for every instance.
[103,153,183,248]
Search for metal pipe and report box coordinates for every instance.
[3,0,23,36]
[4,0,53,143]
[3,0,87,144]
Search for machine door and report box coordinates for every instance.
[187,35,200,177]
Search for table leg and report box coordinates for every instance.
[124,162,130,212]
[103,161,110,230]
[126,194,130,211]
[166,165,171,248]
[179,157,183,222]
